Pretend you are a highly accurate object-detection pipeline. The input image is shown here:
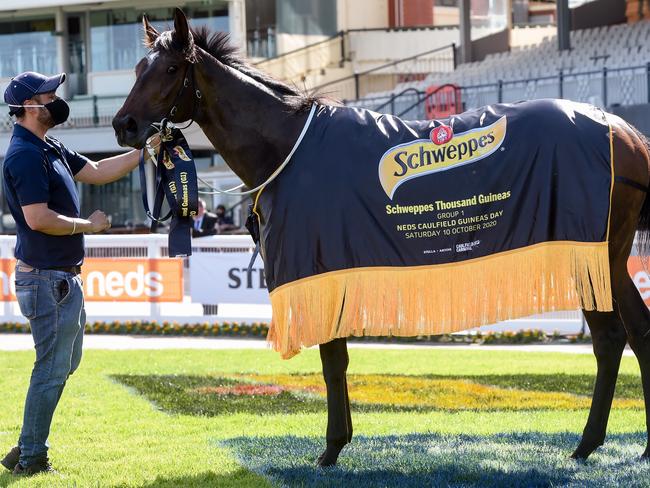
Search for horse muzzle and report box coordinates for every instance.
[112,114,149,149]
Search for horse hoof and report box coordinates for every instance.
[570,447,594,461]
[316,447,341,467]
[570,439,602,461]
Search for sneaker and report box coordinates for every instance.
[12,457,55,476]
[0,446,20,471]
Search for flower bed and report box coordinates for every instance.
[0,320,269,338]
[113,371,642,417]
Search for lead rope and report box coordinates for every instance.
[189,103,317,197]
[143,89,316,269]
[145,100,317,197]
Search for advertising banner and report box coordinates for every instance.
[628,256,650,306]
[189,252,269,305]
[0,258,183,302]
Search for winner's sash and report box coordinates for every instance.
[254,99,615,358]
[139,129,198,257]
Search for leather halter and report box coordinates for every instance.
[151,62,203,135]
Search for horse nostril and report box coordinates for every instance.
[111,115,122,134]
[124,116,138,135]
[112,114,140,146]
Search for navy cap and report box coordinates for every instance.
[4,72,66,115]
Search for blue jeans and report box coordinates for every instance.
[14,266,85,466]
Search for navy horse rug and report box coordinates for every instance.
[254,99,614,358]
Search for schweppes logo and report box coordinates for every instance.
[378,116,507,199]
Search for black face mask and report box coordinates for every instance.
[43,98,70,126]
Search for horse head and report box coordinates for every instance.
[113,8,198,149]
[114,7,320,188]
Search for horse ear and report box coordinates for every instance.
[142,15,159,48]
[172,7,193,51]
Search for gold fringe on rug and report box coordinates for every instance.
[267,241,612,359]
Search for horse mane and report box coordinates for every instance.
[180,26,328,113]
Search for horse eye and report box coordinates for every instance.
[167,66,178,74]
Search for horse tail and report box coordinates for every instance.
[631,124,650,259]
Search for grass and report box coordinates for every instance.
[225,432,650,487]
[0,347,647,487]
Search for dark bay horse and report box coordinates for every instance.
[113,8,650,467]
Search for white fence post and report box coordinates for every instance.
[147,236,163,323]
[1,236,13,320]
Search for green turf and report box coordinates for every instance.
[0,347,647,487]
[224,432,650,487]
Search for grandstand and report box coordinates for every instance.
[352,20,650,119]
[440,22,650,84]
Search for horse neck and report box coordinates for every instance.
[193,51,309,188]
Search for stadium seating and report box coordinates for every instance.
[445,21,650,86]
[355,21,650,113]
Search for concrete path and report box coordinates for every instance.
[0,333,633,355]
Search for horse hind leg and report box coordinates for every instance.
[610,267,650,459]
[603,117,650,458]
[571,309,627,459]
[317,337,353,467]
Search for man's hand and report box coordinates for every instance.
[147,133,162,151]
[145,133,162,163]
[88,210,111,233]
[21,204,111,236]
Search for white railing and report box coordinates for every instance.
[0,234,271,324]
[0,233,590,333]
[19,232,650,335]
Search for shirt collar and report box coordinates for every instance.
[12,123,51,151]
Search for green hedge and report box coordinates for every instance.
[0,321,591,344]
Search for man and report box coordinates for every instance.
[0,71,157,476]
[192,198,218,237]
[215,204,237,233]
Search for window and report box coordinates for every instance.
[90,2,229,72]
[0,17,57,78]
[471,0,508,32]
[277,0,337,36]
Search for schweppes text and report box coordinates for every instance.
[393,133,496,177]
[379,116,507,199]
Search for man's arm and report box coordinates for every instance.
[74,135,160,185]
[74,150,140,185]
[22,203,110,235]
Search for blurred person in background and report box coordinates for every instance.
[192,198,218,237]
[215,204,237,233]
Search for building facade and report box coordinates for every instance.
[0,0,246,232]
[0,0,581,232]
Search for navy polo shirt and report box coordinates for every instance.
[3,124,89,268]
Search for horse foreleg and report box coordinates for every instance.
[317,337,352,467]
[571,309,627,459]
[611,270,650,459]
